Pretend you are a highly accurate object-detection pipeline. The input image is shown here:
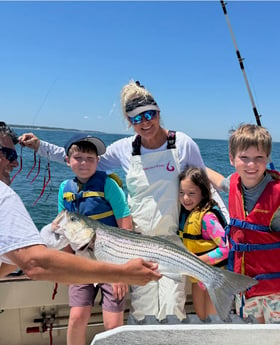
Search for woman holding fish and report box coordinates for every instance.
[19,80,229,324]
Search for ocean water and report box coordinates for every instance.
[11,128,279,229]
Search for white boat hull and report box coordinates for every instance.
[0,276,107,345]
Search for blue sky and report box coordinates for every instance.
[1,1,279,141]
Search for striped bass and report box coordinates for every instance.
[53,210,258,321]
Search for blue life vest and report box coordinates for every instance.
[63,171,118,227]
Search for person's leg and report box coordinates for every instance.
[100,283,126,330]
[67,284,96,345]
[203,288,217,319]
[192,283,207,320]
[67,305,92,345]
[192,283,216,320]
[102,310,124,330]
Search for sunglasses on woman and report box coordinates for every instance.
[0,145,18,162]
[128,110,158,125]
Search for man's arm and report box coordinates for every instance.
[5,245,161,285]
[18,133,66,164]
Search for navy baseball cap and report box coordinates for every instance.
[64,133,106,156]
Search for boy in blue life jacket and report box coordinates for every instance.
[60,133,133,345]
[207,123,280,324]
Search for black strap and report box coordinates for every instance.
[132,130,176,156]
[132,135,141,156]
[167,130,176,149]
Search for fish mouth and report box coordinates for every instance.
[78,234,96,252]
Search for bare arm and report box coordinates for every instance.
[206,167,225,191]
[18,133,66,164]
[5,245,161,285]
[116,215,133,230]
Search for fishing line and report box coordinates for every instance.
[220,1,275,169]
[32,77,58,126]
[28,76,58,205]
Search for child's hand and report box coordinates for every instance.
[112,283,128,300]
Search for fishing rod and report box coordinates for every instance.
[220,1,275,169]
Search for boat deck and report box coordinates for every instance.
[3,275,259,345]
[0,275,106,345]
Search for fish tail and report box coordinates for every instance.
[206,269,258,321]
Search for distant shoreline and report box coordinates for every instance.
[8,124,280,144]
[9,123,108,135]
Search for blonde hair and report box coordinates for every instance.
[120,80,159,120]
[229,123,272,158]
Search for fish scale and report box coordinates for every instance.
[94,228,218,285]
[54,210,258,321]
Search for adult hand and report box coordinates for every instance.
[40,222,69,250]
[18,133,40,151]
[112,282,129,300]
[121,259,162,286]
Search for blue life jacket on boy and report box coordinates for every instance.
[63,171,118,227]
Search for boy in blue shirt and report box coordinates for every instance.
[60,133,132,345]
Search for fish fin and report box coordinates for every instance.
[206,269,258,321]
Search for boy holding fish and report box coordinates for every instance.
[207,123,280,323]
[55,133,133,345]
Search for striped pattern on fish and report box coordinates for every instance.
[94,227,223,286]
[54,210,258,321]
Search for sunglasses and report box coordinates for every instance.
[128,110,158,125]
[0,145,18,162]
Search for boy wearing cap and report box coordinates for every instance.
[61,134,132,345]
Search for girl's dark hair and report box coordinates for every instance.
[179,166,217,211]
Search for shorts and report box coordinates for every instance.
[69,283,126,313]
[235,292,280,323]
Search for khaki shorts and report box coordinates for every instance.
[235,292,280,323]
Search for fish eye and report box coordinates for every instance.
[70,216,75,221]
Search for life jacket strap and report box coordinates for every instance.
[229,218,270,232]
[89,210,114,220]
[63,191,105,202]
[254,272,280,281]
[176,230,203,240]
[233,241,280,252]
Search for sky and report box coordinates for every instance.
[0,1,279,141]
